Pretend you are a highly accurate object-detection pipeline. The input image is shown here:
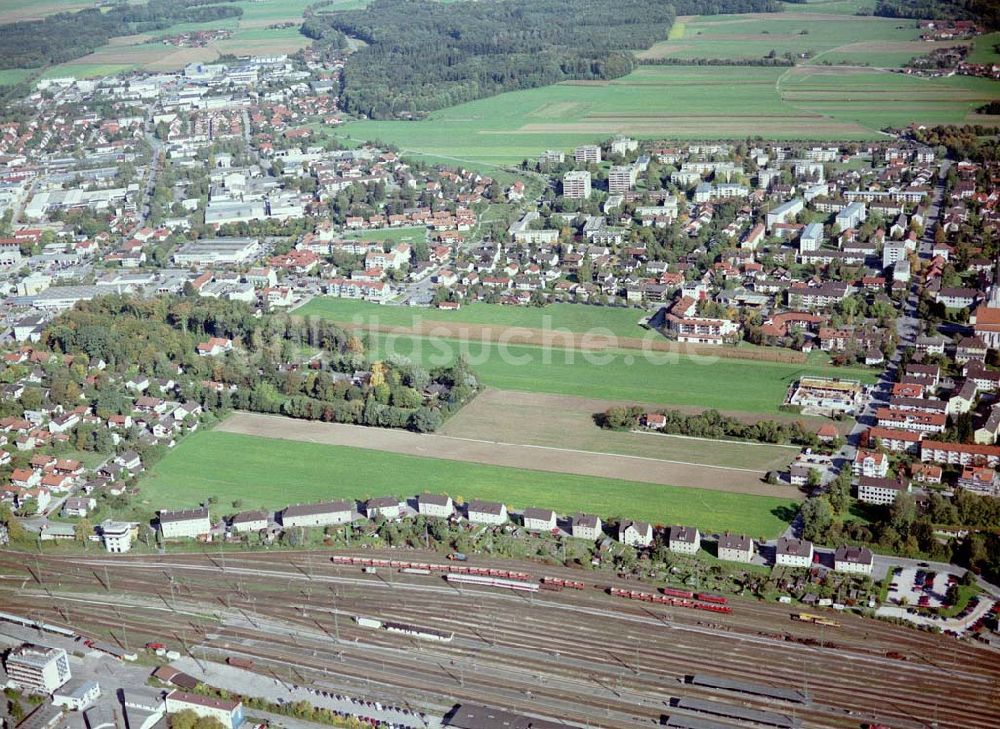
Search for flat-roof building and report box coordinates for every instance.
[4,644,71,693]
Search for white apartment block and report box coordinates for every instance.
[562,170,592,199]
[158,507,211,539]
[5,645,71,693]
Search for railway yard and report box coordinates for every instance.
[0,549,998,729]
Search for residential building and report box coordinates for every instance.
[165,691,244,729]
[619,520,653,548]
[607,165,636,194]
[571,514,602,541]
[574,145,601,164]
[231,510,269,532]
[365,497,401,520]
[775,537,813,568]
[466,500,508,525]
[857,476,911,505]
[921,439,1000,468]
[158,507,211,539]
[417,493,454,518]
[522,508,556,532]
[717,532,753,563]
[957,465,1000,496]
[833,546,874,576]
[853,449,889,478]
[667,525,700,555]
[562,170,592,199]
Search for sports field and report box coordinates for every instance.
[364,331,876,414]
[139,429,799,537]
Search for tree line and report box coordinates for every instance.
[0,0,244,69]
[597,405,822,447]
[312,0,780,119]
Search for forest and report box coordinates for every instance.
[870,0,999,26]
[0,0,244,69]
[315,0,781,118]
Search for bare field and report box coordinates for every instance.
[217,409,798,497]
[440,389,801,475]
[341,319,810,364]
[0,0,88,23]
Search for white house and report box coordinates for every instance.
[100,521,133,553]
[365,497,401,520]
[158,507,211,539]
[466,500,507,525]
[667,525,700,555]
[417,493,454,519]
[522,508,557,532]
[775,537,814,568]
[857,476,910,506]
[53,681,101,711]
[280,501,352,528]
[619,520,653,548]
[231,510,269,533]
[165,691,244,729]
[833,545,874,576]
[717,532,753,563]
[571,514,602,541]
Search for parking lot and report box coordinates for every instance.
[886,567,951,609]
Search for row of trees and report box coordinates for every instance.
[597,405,823,447]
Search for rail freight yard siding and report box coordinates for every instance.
[688,674,809,704]
[673,697,801,729]
[444,573,540,592]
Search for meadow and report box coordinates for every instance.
[294,299,651,338]
[363,331,876,414]
[139,430,799,537]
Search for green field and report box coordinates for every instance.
[295,299,651,338]
[140,430,798,537]
[331,62,998,166]
[640,12,923,65]
[968,31,1000,64]
[364,331,876,414]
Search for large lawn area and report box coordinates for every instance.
[295,299,652,339]
[139,430,798,537]
[365,332,876,414]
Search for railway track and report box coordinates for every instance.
[2,551,998,729]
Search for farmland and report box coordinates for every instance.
[331,64,998,167]
[327,5,1000,165]
[1,0,342,79]
[139,428,799,537]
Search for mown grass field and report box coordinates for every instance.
[364,331,876,414]
[295,299,651,338]
[139,430,798,537]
